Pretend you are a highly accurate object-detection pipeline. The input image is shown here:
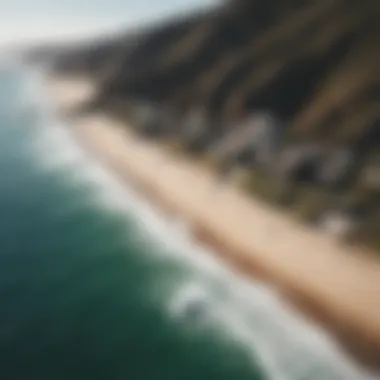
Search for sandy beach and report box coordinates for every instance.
[48,77,380,365]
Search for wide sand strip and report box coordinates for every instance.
[48,77,380,362]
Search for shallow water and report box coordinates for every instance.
[0,62,377,380]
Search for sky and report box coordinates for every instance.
[0,0,217,46]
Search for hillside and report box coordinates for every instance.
[52,0,380,252]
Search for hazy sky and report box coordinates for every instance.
[0,0,217,45]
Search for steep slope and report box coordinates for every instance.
[53,0,380,252]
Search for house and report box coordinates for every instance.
[276,144,324,184]
[317,147,355,187]
[362,160,380,191]
[131,100,162,137]
[180,108,214,152]
[208,111,282,169]
[317,211,359,240]
[181,109,207,139]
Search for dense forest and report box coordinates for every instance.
[48,0,380,252]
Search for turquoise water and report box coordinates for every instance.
[0,62,377,380]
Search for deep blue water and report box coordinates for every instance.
[0,62,377,380]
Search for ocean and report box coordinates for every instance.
[0,61,377,380]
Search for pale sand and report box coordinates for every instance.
[47,77,380,359]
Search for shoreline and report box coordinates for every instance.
[47,77,380,369]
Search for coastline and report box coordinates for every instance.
[47,76,380,367]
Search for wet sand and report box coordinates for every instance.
[47,77,380,367]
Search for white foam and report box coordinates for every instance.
[64,145,380,378]
[61,145,377,380]
[27,74,380,380]
[74,148,378,380]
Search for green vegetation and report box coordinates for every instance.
[50,0,380,253]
